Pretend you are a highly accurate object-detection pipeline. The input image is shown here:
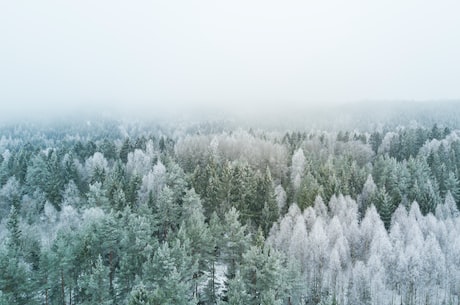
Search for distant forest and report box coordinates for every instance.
[1,105,460,305]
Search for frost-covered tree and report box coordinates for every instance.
[291,148,306,192]
[358,174,377,218]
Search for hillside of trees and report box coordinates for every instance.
[1,116,460,305]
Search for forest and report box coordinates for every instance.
[1,112,460,305]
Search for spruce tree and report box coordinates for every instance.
[375,187,395,230]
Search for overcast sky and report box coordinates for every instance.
[1,0,460,119]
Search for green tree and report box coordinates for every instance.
[120,138,132,163]
[80,255,112,305]
[128,284,151,305]
[241,242,284,305]
[6,205,22,252]
[0,248,33,305]
[150,268,195,305]
[259,167,279,236]
[296,172,322,211]
[117,207,157,301]
[178,189,214,301]
[369,131,382,154]
[45,150,65,209]
[222,208,250,281]
[100,139,118,161]
[375,187,395,230]
[143,239,195,294]
[156,186,180,240]
[202,212,223,304]
[445,171,460,204]
[227,272,250,305]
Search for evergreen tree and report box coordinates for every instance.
[241,242,284,305]
[80,255,112,305]
[178,189,213,301]
[126,174,142,207]
[296,172,322,211]
[254,167,279,235]
[375,187,395,230]
[369,131,382,154]
[202,212,223,304]
[150,267,195,305]
[156,186,180,240]
[143,239,195,293]
[45,150,65,208]
[120,138,132,163]
[226,272,250,305]
[128,284,151,305]
[0,248,33,305]
[117,207,157,301]
[36,247,54,305]
[100,139,118,161]
[203,158,221,217]
[87,182,110,209]
[222,208,249,281]
[359,175,377,218]
[6,205,21,252]
[444,171,460,204]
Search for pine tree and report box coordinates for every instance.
[156,186,180,240]
[256,167,279,235]
[80,255,112,305]
[0,248,32,305]
[202,212,223,304]
[204,160,221,218]
[101,139,118,161]
[369,131,383,154]
[49,228,79,305]
[296,172,322,211]
[241,242,284,305]
[120,138,132,163]
[6,205,22,252]
[219,161,234,212]
[45,150,65,209]
[99,213,120,301]
[436,191,459,219]
[126,174,142,208]
[36,247,55,305]
[117,207,157,301]
[128,284,151,305]
[87,182,110,209]
[178,189,213,301]
[375,187,395,230]
[143,239,195,294]
[150,267,195,305]
[226,272,250,305]
[444,171,460,204]
[222,208,249,281]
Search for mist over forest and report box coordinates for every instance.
[2,0,460,303]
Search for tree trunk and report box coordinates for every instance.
[61,269,66,305]
[212,260,216,300]
[109,251,114,297]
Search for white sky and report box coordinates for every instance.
[1,1,459,119]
